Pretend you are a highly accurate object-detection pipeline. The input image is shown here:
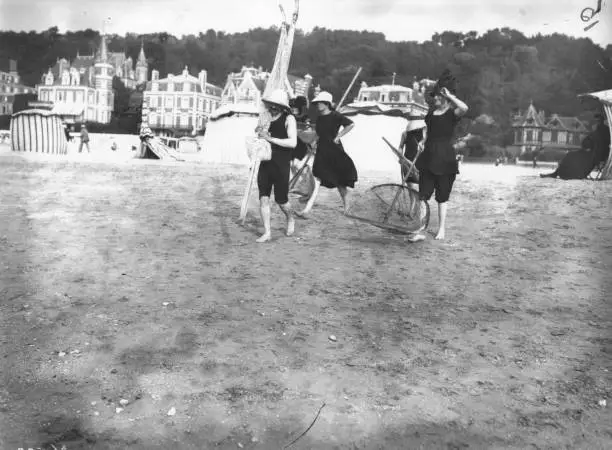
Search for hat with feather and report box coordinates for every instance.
[430,69,458,97]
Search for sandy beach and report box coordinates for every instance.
[1,139,611,449]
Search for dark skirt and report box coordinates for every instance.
[556,150,597,180]
[312,139,358,189]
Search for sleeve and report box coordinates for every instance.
[337,112,353,128]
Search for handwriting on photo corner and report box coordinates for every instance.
[580,0,603,31]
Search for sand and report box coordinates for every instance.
[1,136,611,449]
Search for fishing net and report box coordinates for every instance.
[289,163,315,199]
[346,184,430,233]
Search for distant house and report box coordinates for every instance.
[107,44,148,90]
[142,66,223,135]
[0,60,36,116]
[218,66,313,115]
[509,102,590,154]
[36,34,123,124]
[347,79,429,116]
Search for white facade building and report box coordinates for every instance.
[142,66,223,133]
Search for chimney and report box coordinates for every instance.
[198,69,207,90]
[9,59,17,74]
[152,70,159,81]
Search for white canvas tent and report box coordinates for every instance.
[198,115,259,166]
[341,114,412,175]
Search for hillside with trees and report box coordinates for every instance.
[1,26,610,146]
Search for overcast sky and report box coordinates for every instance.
[1,0,610,46]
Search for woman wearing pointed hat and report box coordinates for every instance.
[254,88,298,243]
[399,118,426,187]
[297,91,357,217]
[409,70,469,242]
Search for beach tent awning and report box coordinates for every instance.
[579,89,612,105]
[51,103,85,116]
[210,103,260,120]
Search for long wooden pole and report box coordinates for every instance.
[337,67,362,110]
[240,0,300,224]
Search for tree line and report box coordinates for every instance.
[1,26,610,146]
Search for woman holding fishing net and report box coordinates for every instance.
[296,91,357,217]
[408,70,469,242]
[254,89,298,243]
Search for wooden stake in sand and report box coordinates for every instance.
[240,159,260,225]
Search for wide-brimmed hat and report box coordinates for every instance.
[262,89,290,110]
[312,91,333,105]
[405,119,426,132]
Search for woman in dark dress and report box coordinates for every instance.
[297,91,357,217]
[255,89,298,243]
[409,82,469,242]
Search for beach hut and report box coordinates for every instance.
[580,89,612,180]
[10,109,68,154]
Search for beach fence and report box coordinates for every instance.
[10,109,68,155]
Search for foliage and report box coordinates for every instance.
[1,26,610,140]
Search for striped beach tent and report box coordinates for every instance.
[10,109,68,155]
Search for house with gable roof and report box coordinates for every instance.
[142,66,223,135]
[0,59,36,116]
[216,66,312,117]
[509,101,590,154]
[35,33,149,124]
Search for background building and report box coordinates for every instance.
[35,34,148,124]
[142,66,223,135]
[0,60,36,115]
[348,79,429,116]
[509,102,590,154]
[220,65,313,110]
[108,43,148,89]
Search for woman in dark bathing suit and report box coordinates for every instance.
[409,83,469,242]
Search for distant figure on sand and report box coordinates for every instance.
[255,89,298,243]
[79,125,90,153]
[409,70,469,242]
[539,115,610,180]
[296,91,357,217]
[399,119,426,190]
[62,122,72,142]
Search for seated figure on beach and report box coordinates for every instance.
[539,115,610,180]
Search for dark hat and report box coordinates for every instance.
[290,95,308,110]
[431,69,457,96]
